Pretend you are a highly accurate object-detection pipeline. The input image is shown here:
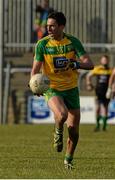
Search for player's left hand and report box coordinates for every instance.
[86,83,94,91]
[68,59,80,70]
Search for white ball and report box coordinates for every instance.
[29,74,50,95]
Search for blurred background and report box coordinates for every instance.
[0,0,115,124]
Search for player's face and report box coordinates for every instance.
[47,18,64,40]
[100,56,109,65]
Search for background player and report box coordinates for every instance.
[86,55,112,131]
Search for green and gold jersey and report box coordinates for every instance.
[34,33,86,91]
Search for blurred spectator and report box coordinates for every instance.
[86,55,112,131]
[32,0,54,42]
[32,19,44,43]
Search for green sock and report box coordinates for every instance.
[101,116,108,130]
[65,154,73,163]
[96,115,101,129]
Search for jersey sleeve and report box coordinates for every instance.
[34,41,44,62]
[90,66,99,75]
[70,37,86,58]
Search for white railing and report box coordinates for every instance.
[4,42,115,50]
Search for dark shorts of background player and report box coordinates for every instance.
[95,86,110,106]
[96,94,110,106]
[44,87,80,109]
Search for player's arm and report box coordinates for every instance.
[106,68,115,99]
[69,54,94,70]
[71,37,94,70]
[108,68,115,88]
[29,41,44,96]
[29,60,43,96]
[30,41,44,77]
[31,61,43,77]
[86,71,94,91]
[78,54,94,70]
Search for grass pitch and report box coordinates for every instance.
[0,124,115,179]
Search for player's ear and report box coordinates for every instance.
[60,25,65,31]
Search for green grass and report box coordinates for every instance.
[0,124,115,179]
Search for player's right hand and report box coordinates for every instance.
[33,93,43,97]
[86,84,94,91]
[106,87,112,99]
[28,83,42,96]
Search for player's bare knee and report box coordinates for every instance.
[58,111,68,123]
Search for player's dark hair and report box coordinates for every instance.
[48,11,66,26]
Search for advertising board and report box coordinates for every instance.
[27,96,115,124]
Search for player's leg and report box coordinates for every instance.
[112,83,115,98]
[101,102,109,131]
[48,96,68,152]
[94,99,101,131]
[64,108,80,169]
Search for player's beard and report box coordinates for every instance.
[51,32,63,40]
